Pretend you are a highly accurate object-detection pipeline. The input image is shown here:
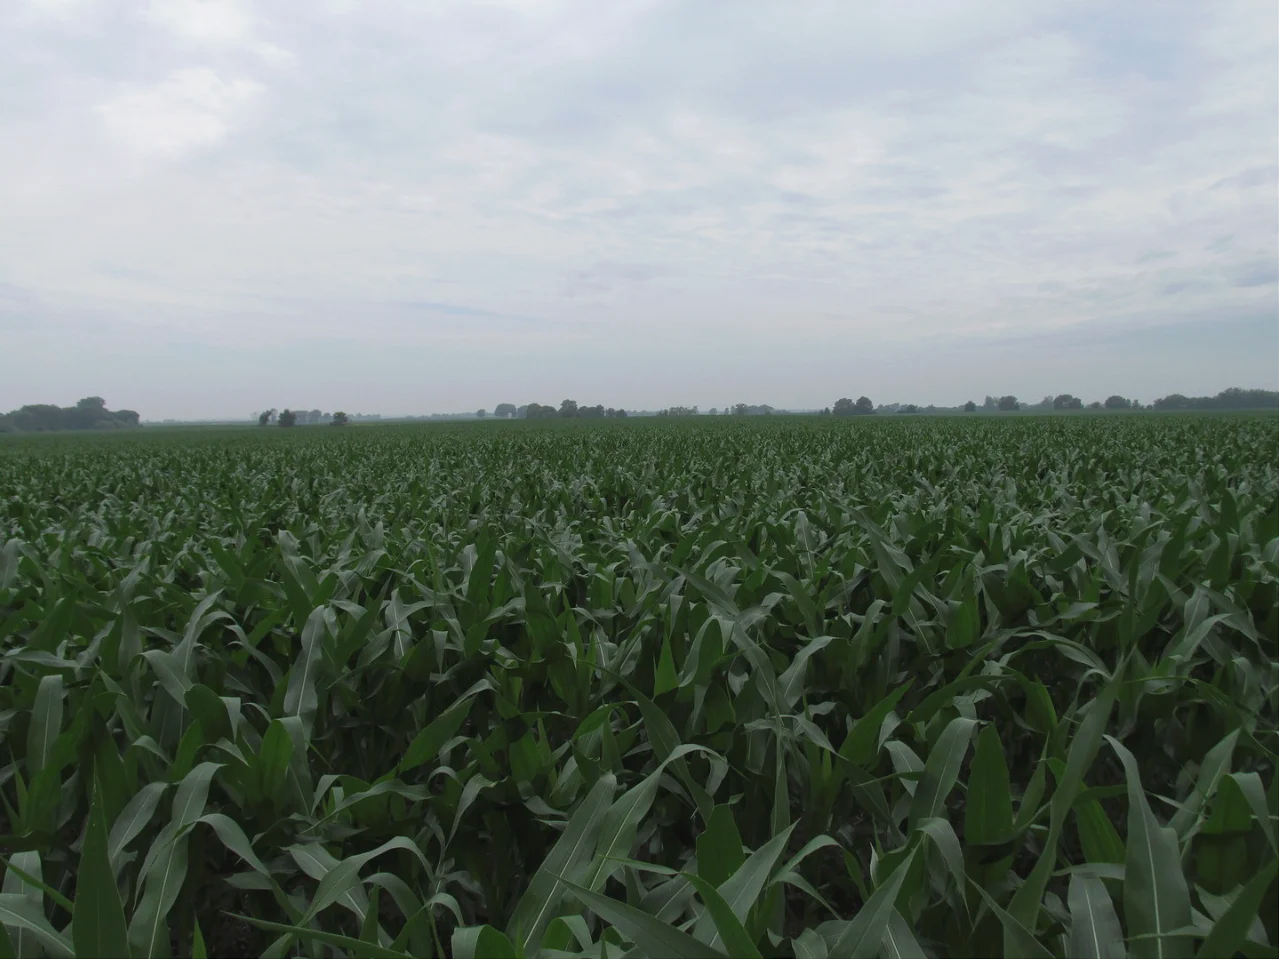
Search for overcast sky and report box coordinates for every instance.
[1,0,1276,419]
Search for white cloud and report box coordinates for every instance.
[0,0,1275,417]
[18,0,94,16]
[143,0,253,45]
[97,68,262,155]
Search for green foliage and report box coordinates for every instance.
[1153,388,1278,411]
[0,397,139,433]
[833,397,875,416]
[0,413,1275,957]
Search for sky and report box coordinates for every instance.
[1,0,1276,419]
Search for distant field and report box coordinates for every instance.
[0,413,1276,957]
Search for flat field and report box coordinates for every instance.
[0,413,1276,957]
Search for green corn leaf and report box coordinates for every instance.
[1107,736,1193,959]
[233,914,412,959]
[696,805,745,888]
[1168,729,1237,839]
[908,717,977,828]
[1,852,48,959]
[682,872,762,958]
[881,909,925,958]
[129,763,221,958]
[301,836,429,923]
[654,633,679,696]
[191,917,206,959]
[1195,857,1279,959]
[966,725,1013,844]
[398,684,486,773]
[26,675,64,778]
[915,818,968,910]
[256,718,293,803]
[196,814,274,879]
[282,605,330,736]
[693,823,796,949]
[1075,794,1126,865]
[508,771,617,953]
[1009,675,1119,938]
[969,880,1055,959]
[108,782,168,877]
[555,878,727,959]
[1222,772,1277,854]
[830,850,916,958]
[1067,873,1125,959]
[360,882,381,945]
[452,924,517,959]
[72,782,131,959]
[0,894,73,959]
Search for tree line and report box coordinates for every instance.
[257,409,353,427]
[822,387,1278,415]
[486,401,629,419]
[0,397,139,433]
[3,387,1273,434]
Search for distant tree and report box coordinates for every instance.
[494,403,517,418]
[1104,395,1130,409]
[1151,388,1278,411]
[516,405,529,418]
[308,409,322,423]
[278,409,298,427]
[330,411,349,427]
[900,404,919,414]
[77,396,105,413]
[1153,393,1189,410]
[559,399,579,418]
[259,409,276,426]
[476,408,486,418]
[998,396,1019,411]
[526,403,557,419]
[1088,400,1103,410]
[1053,394,1083,410]
[832,397,873,416]
[1214,387,1279,408]
[963,400,977,412]
[614,408,628,418]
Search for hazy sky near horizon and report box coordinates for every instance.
[1,0,1276,419]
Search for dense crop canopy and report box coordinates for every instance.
[0,413,1276,957]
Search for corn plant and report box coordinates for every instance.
[0,413,1275,957]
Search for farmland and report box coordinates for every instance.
[0,413,1276,958]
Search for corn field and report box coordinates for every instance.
[0,413,1276,958]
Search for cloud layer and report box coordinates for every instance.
[1,0,1276,417]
